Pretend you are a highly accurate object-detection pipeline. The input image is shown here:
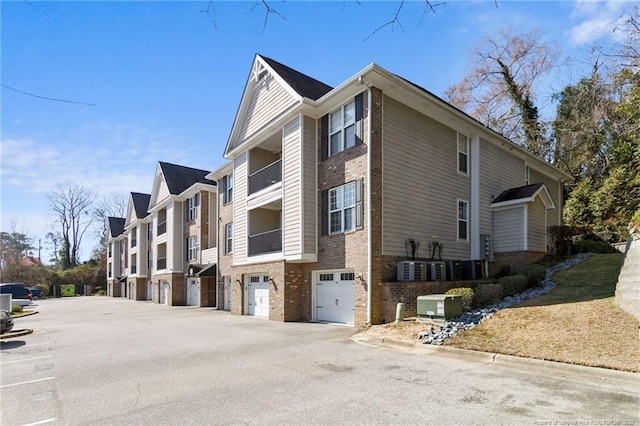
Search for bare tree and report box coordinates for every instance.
[445,27,560,158]
[49,185,95,269]
[93,194,128,245]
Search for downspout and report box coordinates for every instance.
[366,87,373,325]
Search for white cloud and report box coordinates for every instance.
[567,0,628,45]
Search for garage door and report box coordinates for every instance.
[247,275,269,318]
[316,272,355,325]
[187,279,199,306]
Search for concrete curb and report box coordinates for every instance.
[1,328,34,339]
[352,335,639,384]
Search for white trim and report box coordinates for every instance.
[490,184,555,210]
[470,134,480,258]
[523,204,529,250]
[456,132,470,176]
[298,113,304,257]
[366,87,373,325]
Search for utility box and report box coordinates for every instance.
[417,294,463,320]
[60,285,75,297]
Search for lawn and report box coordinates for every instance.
[445,253,640,372]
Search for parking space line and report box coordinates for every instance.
[25,341,50,346]
[21,418,57,426]
[2,356,51,364]
[0,377,55,388]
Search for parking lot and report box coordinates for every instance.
[2,297,638,425]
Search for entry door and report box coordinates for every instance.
[187,279,199,306]
[316,272,355,325]
[160,282,168,305]
[247,275,269,318]
[146,281,153,301]
[120,282,126,298]
[224,277,231,311]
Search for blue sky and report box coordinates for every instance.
[1,0,633,262]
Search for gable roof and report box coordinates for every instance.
[107,217,126,238]
[159,161,215,195]
[491,183,555,209]
[131,192,151,219]
[260,55,333,101]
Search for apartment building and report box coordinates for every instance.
[210,54,572,327]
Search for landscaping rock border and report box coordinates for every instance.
[419,253,593,345]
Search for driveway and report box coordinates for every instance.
[1,297,638,425]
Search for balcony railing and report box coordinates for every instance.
[157,222,167,236]
[248,159,282,195]
[157,258,167,270]
[248,228,282,256]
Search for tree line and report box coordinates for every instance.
[445,6,640,241]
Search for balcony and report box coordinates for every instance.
[157,222,167,236]
[248,159,282,195]
[248,228,282,256]
[157,258,167,270]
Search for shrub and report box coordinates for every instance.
[445,287,474,307]
[498,275,528,296]
[11,305,23,314]
[95,289,107,296]
[575,239,617,254]
[494,265,511,279]
[515,264,547,288]
[473,283,503,307]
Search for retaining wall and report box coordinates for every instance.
[615,234,640,322]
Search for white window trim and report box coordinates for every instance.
[457,199,470,242]
[457,132,470,176]
[187,236,198,261]
[525,165,531,185]
[329,99,356,157]
[187,195,198,222]
[224,223,233,254]
[223,174,234,205]
[329,182,357,235]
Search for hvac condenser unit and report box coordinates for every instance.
[397,261,427,281]
[426,261,446,281]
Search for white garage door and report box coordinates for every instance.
[187,279,199,306]
[316,272,355,325]
[247,275,269,318]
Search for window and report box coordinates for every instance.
[329,181,360,234]
[525,165,531,185]
[108,243,112,258]
[108,263,112,278]
[186,194,199,222]
[131,227,137,248]
[131,254,137,274]
[458,133,469,175]
[157,209,167,235]
[222,174,233,204]
[224,223,233,254]
[148,249,153,270]
[321,179,363,236]
[457,200,469,241]
[187,236,198,261]
[329,100,356,156]
[147,224,153,242]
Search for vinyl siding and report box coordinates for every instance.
[168,201,184,271]
[493,207,525,252]
[528,197,547,252]
[283,116,302,256]
[382,96,471,260]
[478,138,526,239]
[530,168,561,225]
[237,73,297,143]
[157,179,170,204]
[303,115,316,254]
[233,152,249,264]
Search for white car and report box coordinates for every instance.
[11,298,33,308]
